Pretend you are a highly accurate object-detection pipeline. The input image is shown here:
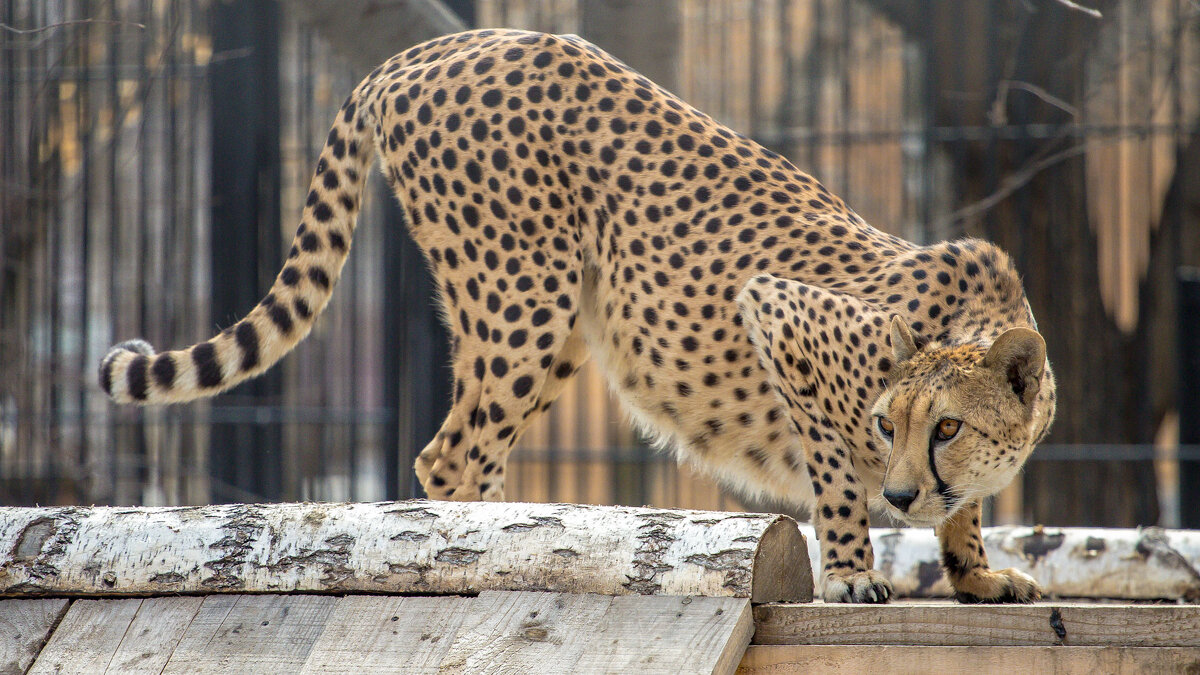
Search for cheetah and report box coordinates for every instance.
[99,29,1056,603]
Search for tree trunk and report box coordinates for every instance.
[0,501,811,603]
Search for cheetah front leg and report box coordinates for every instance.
[738,274,897,603]
[938,500,1041,603]
[803,426,892,603]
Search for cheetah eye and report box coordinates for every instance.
[935,418,961,441]
[876,416,894,439]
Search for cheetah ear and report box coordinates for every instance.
[983,327,1046,404]
[890,316,918,363]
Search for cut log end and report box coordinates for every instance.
[752,517,813,604]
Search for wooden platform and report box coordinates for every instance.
[5,592,752,675]
[739,601,1200,674]
[8,594,1200,674]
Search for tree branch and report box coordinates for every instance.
[0,18,145,35]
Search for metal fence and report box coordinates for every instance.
[3,0,1198,528]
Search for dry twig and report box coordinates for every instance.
[0,18,145,35]
[1050,0,1103,19]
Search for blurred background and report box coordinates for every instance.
[2,0,1198,528]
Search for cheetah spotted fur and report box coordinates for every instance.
[100,30,1057,603]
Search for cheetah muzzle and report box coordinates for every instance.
[99,29,1056,604]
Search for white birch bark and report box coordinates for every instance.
[800,525,1200,601]
[0,501,811,602]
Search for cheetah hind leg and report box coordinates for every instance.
[417,320,589,502]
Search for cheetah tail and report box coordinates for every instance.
[99,80,377,405]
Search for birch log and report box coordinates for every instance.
[800,525,1200,601]
[0,501,811,602]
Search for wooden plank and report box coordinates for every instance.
[0,598,69,674]
[577,595,753,675]
[299,595,472,674]
[753,602,1200,647]
[29,599,142,675]
[105,596,205,674]
[437,591,617,673]
[737,645,1200,674]
[161,594,336,674]
[438,591,753,675]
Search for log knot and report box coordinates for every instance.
[203,506,268,589]
[685,548,755,595]
[501,516,564,532]
[624,514,681,595]
[1049,607,1068,644]
[1016,527,1066,564]
[2,512,80,591]
[272,533,355,587]
[435,547,485,566]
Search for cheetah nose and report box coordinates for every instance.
[883,488,919,513]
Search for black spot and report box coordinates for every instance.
[127,355,150,401]
[312,202,333,223]
[235,321,260,370]
[268,304,293,334]
[151,353,176,388]
[513,375,534,398]
[293,297,312,320]
[489,402,505,423]
[192,342,223,388]
[308,267,330,289]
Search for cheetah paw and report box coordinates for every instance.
[953,567,1042,604]
[821,570,893,603]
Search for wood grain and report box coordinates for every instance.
[28,599,141,675]
[437,591,617,673]
[437,591,753,675]
[0,599,69,675]
[737,645,1200,674]
[753,602,1200,647]
[105,596,204,674]
[299,595,472,674]
[160,594,337,674]
[577,594,753,675]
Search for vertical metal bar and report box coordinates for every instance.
[838,0,850,194]
[77,0,93,491]
[45,0,63,505]
[107,0,124,503]
[381,187,403,500]
[1178,269,1200,528]
[164,0,181,504]
[208,0,282,501]
[136,0,150,497]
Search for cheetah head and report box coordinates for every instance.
[872,317,1054,527]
